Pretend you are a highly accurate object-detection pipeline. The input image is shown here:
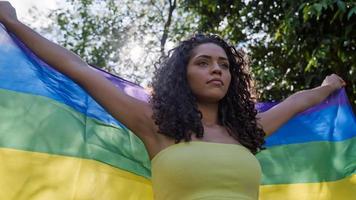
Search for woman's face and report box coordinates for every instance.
[187,43,231,103]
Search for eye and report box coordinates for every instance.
[220,63,229,69]
[198,61,209,67]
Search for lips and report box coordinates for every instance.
[207,78,224,86]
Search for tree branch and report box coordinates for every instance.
[160,0,176,57]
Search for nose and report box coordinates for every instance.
[211,62,222,75]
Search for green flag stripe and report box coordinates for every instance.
[0,88,151,178]
[257,137,356,185]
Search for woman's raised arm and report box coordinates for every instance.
[257,74,346,136]
[0,2,158,146]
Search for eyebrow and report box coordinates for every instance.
[195,55,228,61]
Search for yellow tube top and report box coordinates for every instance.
[151,141,261,200]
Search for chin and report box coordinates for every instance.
[199,93,226,103]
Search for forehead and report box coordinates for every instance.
[191,43,228,59]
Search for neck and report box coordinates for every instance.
[197,102,220,126]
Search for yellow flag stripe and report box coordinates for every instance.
[259,174,356,200]
[0,148,154,200]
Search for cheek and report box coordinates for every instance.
[224,71,232,86]
[187,72,206,97]
[188,75,203,93]
[187,69,204,86]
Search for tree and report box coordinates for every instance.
[183,0,356,110]
[49,0,130,72]
[30,0,193,86]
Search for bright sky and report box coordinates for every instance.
[8,0,59,21]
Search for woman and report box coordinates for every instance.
[0,2,346,199]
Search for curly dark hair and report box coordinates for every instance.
[150,34,265,154]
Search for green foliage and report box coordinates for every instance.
[50,0,130,70]
[39,0,198,86]
[183,0,356,109]
[29,0,356,109]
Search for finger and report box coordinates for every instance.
[336,77,346,86]
[330,74,338,79]
[340,79,346,86]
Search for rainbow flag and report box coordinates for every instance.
[256,90,356,199]
[0,25,153,199]
[0,24,355,200]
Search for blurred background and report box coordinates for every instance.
[8,0,356,111]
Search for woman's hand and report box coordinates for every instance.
[258,74,346,136]
[321,74,346,91]
[0,1,18,25]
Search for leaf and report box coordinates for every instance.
[337,1,346,13]
[347,7,356,20]
[313,3,323,16]
[305,57,317,72]
[303,5,311,21]
[298,3,306,11]
[331,9,340,24]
